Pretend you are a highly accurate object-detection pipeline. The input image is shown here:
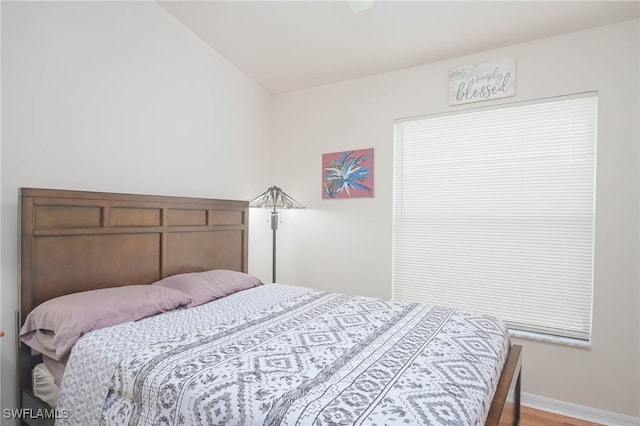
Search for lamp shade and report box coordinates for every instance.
[249,186,304,209]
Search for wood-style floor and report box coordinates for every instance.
[521,406,603,426]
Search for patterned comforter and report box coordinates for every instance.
[57,284,510,426]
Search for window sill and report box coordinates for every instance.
[508,329,591,349]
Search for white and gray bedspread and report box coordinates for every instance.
[57,284,510,426]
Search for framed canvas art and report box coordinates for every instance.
[322,148,374,199]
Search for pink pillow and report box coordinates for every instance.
[19,285,192,361]
[153,269,262,307]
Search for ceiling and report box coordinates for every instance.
[158,1,639,95]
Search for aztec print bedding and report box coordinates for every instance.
[57,284,510,426]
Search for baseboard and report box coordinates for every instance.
[522,393,640,426]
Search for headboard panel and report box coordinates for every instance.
[20,188,249,323]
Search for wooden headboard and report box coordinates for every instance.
[20,188,249,323]
[19,188,249,401]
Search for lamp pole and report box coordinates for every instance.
[270,208,279,283]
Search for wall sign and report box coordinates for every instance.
[448,58,516,105]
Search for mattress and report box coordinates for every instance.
[56,284,510,426]
[33,363,59,408]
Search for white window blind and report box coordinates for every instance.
[393,93,596,341]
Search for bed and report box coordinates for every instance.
[18,188,522,425]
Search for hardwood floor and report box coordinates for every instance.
[521,406,603,426]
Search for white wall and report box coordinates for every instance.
[271,20,640,418]
[0,1,272,420]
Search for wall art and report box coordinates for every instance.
[322,148,374,199]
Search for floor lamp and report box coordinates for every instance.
[249,186,304,283]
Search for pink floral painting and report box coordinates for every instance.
[322,148,374,199]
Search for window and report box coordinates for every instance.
[393,93,597,342]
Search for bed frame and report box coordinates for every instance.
[18,187,521,425]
